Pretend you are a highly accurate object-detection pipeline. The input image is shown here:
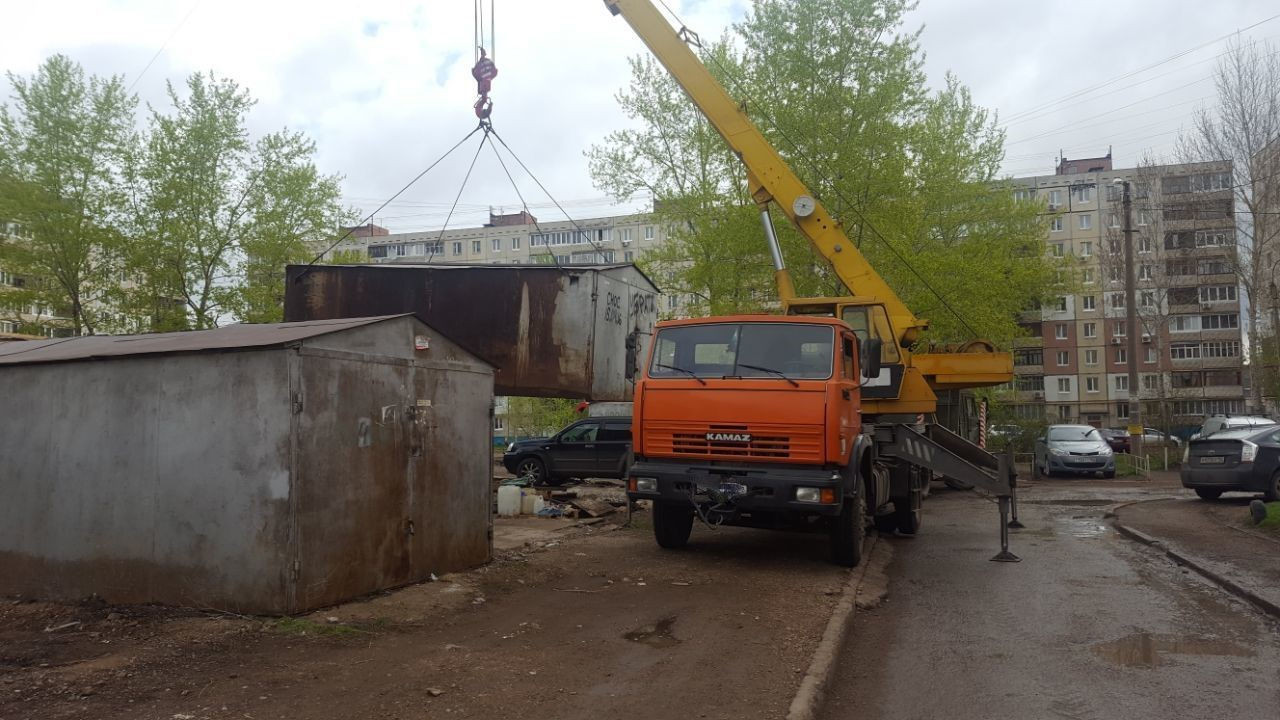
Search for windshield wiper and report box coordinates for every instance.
[734,363,800,387]
[655,363,707,385]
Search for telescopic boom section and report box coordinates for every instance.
[603,0,926,344]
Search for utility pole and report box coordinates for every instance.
[1119,179,1142,459]
[1271,280,1280,408]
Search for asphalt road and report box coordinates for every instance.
[820,481,1280,720]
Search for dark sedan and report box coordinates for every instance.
[1181,425,1280,501]
[1099,428,1130,454]
[503,417,632,486]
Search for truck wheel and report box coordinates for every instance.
[1265,470,1280,502]
[829,493,866,567]
[1195,488,1222,501]
[893,490,922,536]
[873,514,898,534]
[652,501,694,549]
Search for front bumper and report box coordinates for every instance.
[1181,464,1267,492]
[1046,453,1115,474]
[626,459,845,517]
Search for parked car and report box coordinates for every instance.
[1034,425,1116,478]
[503,417,632,485]
[1098,428,1130,454]
[1107,426,1182,447]
[1181,425,1280,501]
[1191,414,1276,440]
[987,424,1020,440]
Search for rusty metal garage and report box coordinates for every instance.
[0,315,494,614]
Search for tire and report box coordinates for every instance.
[873,514,898,534]
[1265,471,1280,502]
[652,501,694,549]
[829,491,866,567]
[515,457,548,485]
[1195,488,1223,501]
[893,490,923,536]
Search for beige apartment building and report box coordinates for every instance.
[0,221,74,338]
[1007,153,1245,434]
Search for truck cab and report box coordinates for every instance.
[626,315,886,566]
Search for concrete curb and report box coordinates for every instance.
[785,535,884,720]
[1112,508,1280,622]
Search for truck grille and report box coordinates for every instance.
[645,422,823,464]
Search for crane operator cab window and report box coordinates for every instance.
[840,305,900,366]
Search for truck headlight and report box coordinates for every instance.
[796,487,837,503]
[631,477,657,492]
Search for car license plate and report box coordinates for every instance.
[1200,456,1225,465]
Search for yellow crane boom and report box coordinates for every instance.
[604,0,1012,415]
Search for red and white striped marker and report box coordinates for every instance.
[978,400,988,449]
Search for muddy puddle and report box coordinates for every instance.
[1091,632,1252,667]
[624,616,680,648]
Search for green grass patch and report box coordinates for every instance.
[268,617,366,637]
[1257,502,1280,532]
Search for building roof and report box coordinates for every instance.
[0,331,42,343]
[0,315,411,367]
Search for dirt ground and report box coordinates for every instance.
[1,508,854,720]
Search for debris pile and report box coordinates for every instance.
[495,479,627,519]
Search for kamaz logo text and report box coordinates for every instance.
[707,433,751,443]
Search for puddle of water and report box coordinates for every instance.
[1025,499,1114,507]
[624,616,680,648]
[1091,632,1253,667]
[1064,517,1108,538]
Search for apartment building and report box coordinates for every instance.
[1006,153,1244,433]
[0,222,74,338]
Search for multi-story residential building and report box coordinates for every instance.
[1006,153,1244,433]
[0,221,74,338]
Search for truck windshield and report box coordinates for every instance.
[648,323,834,380]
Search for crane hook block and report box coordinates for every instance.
[472,51,498,95]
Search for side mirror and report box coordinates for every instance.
[625,332,638,381]
[860,338,883,379]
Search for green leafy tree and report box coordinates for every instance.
[505,397,582,439]
[589,0,1058,345]
[0,55,136,335]
[124,73,349,329]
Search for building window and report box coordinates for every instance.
[1202,340,1240,357]
[617,228,633,244]
[1143,374,1160,390]
[1145,347,1157,363]
[1015,374,1045,391]
[1138,209,1150,226]
[1072,185,1094,204]
[1117,402,1130,420]
[1110,293,1126,309]
[1083,322,1096,338]
[1170,343,1201,360]
[1199,285,1237,302]
[472,240,482,254]
[1055,324,1068,340]
[1051,218,1063,233]
[1170,315,1200,333]
[1108,212,1120,228]
[1115,375,1129,391]
[452,241,463,256]
[1079,242,1093,258]
[1116,348,1127,364]
[1086,376,1099,393]
[1085,349,1099,366]
[492,238,502,252]
[1082,268,1095,284]
[1059,405,1072,420]
[644,225,655,240]
[512,237,522,250]
[1057,350,1070,366]
[1114,321,1127,337]
[1201,313,1239,329]
[1049,189,1063,207]
[1078,214,1092,230]
[1014,348,1044,366]
[1138,236,1152,253]
[1139,265,1152,281]
[1141,291,1155,307]
[1056,297,1068,312]
[1052,242,1064,257]
[1014,189,1032,202]
[624,250,634,262]
[1082,295,1096,310]
[1057,378,1071,393]
[1171,371,1203,389]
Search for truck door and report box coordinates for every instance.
[839,333,860,460]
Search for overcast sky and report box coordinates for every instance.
[3,1,1277,232]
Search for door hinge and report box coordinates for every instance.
[290,559,300,580]
[292,393,303,414]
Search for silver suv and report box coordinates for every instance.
[1192,415,1275,440]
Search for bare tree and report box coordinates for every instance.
[1178,37,1280,412]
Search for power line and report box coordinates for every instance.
[1000,13,1280,124]
[126,1,200,94]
